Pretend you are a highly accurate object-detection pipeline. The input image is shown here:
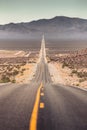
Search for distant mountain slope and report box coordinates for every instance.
[0,16,87,40]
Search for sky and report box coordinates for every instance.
[0,0,87,24]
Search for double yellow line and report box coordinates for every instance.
[29,83,43,130]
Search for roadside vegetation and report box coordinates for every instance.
[71,70,87,83]
[0,64,26,83]
[0,50,39,84]
[47,48,87,87]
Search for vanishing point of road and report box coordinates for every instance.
[0,36,87,130]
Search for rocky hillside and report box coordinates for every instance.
[48,48,87,69]
[0,16,87,40]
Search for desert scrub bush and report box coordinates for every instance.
[76,83,79,86]
[72,70,78,74]
[11,79,16,83]
[77,72,87,78]
[0,75,10,83]
[15,65,21,69]
[21,68,26,73]
[62,62,69,68]
[71,70,87,78]
[6,71,14,76]
[7,65,13,71]
[79,78,86,83]
[12,70,19,76]
[21,62,26,66]
[20,68,26,75]
[22,68,26,72]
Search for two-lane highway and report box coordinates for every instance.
[0,36,87,130]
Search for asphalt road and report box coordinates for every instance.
[37,84,87,130]
[0,36,87,130]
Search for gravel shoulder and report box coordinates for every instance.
[48,62,87,90]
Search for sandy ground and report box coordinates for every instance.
[0,49,38,84]
[0,50,27,58]
[49,62,87,89]
[16,63,37,84]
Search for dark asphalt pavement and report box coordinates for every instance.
[37,83,87,130]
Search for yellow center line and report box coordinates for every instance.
[29,83,42,130]
[40,103,45,108]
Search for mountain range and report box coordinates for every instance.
[0,16,87,40]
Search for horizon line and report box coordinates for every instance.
[0,15,87,25]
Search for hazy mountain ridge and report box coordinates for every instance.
[0,16,87,40]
